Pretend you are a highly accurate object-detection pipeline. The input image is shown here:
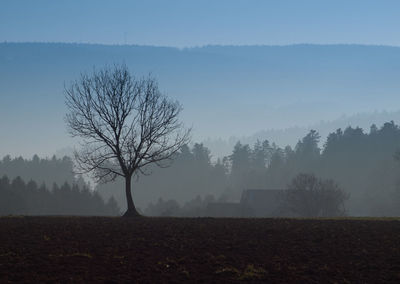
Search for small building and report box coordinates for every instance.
[206,189,286,217]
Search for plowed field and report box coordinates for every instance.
[0,217,399,283]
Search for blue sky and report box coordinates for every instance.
[1,0,400,47]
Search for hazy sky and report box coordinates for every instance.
[2,1,400,159]
[1,0,400,47]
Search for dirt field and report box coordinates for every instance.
[0,217,399,283]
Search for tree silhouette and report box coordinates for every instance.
[65,65,190,217]
[284,173,348,217]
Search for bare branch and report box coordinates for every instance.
[65,65,191,185]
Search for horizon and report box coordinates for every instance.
[4,41,400,49]
[2,0,400,47]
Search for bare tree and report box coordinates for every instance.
[65,65,190,217]
[284,173,349,217]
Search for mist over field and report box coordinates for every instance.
[2,42,400,217]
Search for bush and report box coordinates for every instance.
[284,173,349,217]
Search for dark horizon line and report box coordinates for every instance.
[2,41,400,50]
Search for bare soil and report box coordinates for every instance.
[0,217,399,283]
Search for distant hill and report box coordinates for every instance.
[1,42,400,157]
[203,110,400,158]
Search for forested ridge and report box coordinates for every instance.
[2,121,400,216]
[3,43,400,159]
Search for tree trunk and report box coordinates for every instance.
[122,175,141,217]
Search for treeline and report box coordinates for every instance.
[0,175,120,216]
[97,121,400,216]
[0,155,87,189]
[223,121,400,215]
[2,121,400,216]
